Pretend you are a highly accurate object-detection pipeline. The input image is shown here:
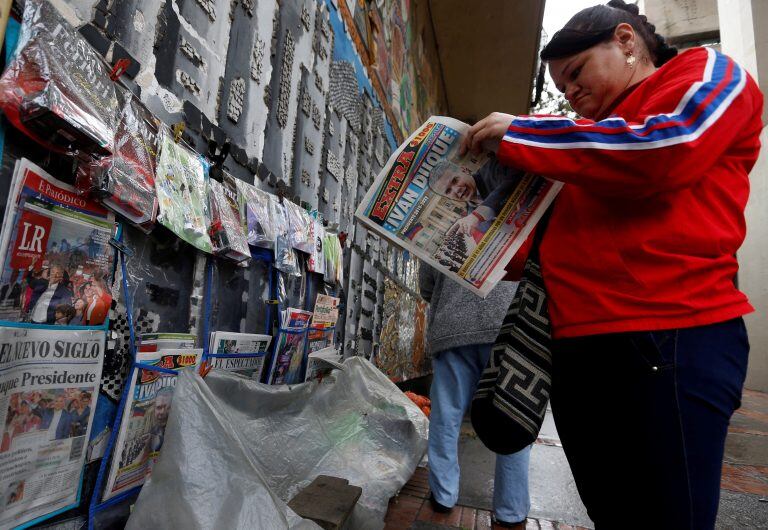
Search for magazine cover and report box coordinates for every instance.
[0,326,105,529]
[208,175,250,263]
[83,93,160,232]
[355,116,561,297]
[207,331,272,379]
[235,180,276,248]
[103,348,202,500]
[154,129,213,253]
[268,308,312,385]
[307,219,326,276]
[0,159,116,326]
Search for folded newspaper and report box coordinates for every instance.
[304,346,344,382]
[355,116,561,297]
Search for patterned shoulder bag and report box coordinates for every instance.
[470,213,552,455]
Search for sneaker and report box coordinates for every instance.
[428,493,453,514]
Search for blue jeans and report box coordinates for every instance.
[551,318,750,529]
[429,344,531,522]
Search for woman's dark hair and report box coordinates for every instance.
[541,0,678,67]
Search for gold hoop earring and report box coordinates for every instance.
[626,53,637,68]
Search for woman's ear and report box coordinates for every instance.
[614,22,636,53]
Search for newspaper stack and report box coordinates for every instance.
[0,326,106,528]
[355,116,561,297]
[268,308,312,385]
[207,331,272,380]
[0,159,116,326]
[138,333,196,352]
[103,346,202,500]
[308,294,340,353]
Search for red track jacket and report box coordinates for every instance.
[497,47,764,338]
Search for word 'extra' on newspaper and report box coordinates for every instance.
[0,326,105,529]
[355,116,562,297]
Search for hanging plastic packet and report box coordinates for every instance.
[273,201,301,276]
[208,174,251,263]
[307,218,326,276]
[154,127,213,253]
[323,233,343,285]
[77,91,160,232]
[0,0,119,158]
[284,201,313,254]
[236,180,276,248]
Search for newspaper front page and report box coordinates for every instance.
[0,326,105,529]
[103,348,202,501]
[355,116,561,297]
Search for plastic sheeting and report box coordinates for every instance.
[126,357,428,530]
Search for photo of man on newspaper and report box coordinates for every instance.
[356,116,561,297]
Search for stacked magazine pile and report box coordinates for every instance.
[103,334,202,500]
[0,159,116,325]
[207,331,272,379]
[268,308,312,385]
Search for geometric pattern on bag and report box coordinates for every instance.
[471,257,552,453]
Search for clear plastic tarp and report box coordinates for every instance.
[126,357,428,529]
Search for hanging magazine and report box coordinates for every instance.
[355,116,561,297]
[207,331,272,379]
[268,308,312,385]
[0,326,105,529]
[307,219,326,276]
[0,159,116,326]
[0,0,119,158]
[79,93,160,232]
[208,175,250,263]
[235,180,275,248]
[103,348,202,500]
[154,130,213,253]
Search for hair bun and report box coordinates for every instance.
[607,0,640,16]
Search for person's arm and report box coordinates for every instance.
[467,48,763,198]
[418,264,435,303]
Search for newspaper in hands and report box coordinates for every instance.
[355,116,561,297]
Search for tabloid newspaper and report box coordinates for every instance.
[308,295,339,353]
[268,308,312,385]
[0,326,105,529]
[0,159,116,326]
[355,116,562,297]
[207,332,272,379]
[103,348,202,500]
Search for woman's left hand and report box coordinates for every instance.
[460,112,516,156]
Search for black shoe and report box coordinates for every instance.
[492,515,526,528]
[428,493,452,513]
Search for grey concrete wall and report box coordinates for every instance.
[718,0,768,392]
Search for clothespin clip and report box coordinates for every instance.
[172,122,185,143]
[109,58,131,81]
[207,138,231,183]
[338,231,348,246]
[265,299,279,305]
[199,360,212,378]
[276,184,287,204]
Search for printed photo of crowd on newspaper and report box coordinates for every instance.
[1,388,94,452]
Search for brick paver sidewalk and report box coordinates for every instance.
[384,467,588,530]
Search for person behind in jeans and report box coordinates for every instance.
[419,265,530,528]
[460,1,763,527]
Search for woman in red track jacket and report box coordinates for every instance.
[464,1,763,528]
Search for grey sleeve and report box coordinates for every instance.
[418,263,435,303]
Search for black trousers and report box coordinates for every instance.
[550,318,749,529]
